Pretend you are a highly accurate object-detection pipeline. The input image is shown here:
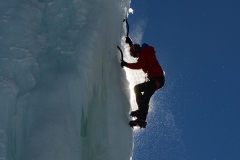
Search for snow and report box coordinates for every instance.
[0,0,133,159]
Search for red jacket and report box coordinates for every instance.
[126,46,164,79]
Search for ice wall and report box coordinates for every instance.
[0,0,132,159]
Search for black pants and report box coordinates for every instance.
[134,76,165,120]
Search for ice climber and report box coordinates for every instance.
[121,36,165,127]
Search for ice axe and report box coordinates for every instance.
[117,18,129,62]
[123,18,129,37]
[117,45,123,61]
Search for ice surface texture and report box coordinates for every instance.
[0,0,132,159]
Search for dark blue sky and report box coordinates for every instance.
[128,1,240,159]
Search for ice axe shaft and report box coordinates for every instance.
[116,18,129,62]
[117,45,123,61]
[123,18,129,37]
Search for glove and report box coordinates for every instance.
[121,60,129,68]
[125,36,133,46]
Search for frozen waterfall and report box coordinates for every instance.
[0,0,133,159]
